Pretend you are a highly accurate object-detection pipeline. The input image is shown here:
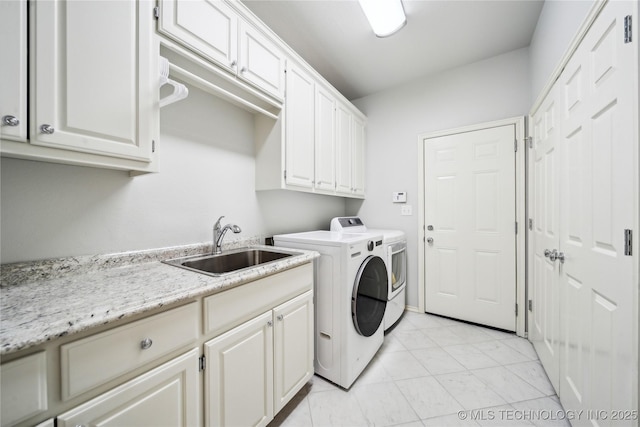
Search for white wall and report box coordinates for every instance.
[0,85,345,263]
[348,47,531,309]
[529,0,595,101]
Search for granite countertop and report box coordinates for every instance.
[0,242,318,356]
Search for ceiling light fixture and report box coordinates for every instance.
[358,0,406,38]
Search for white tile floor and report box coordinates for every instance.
[269,311,570,427]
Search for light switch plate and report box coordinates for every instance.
[401,205,412,216]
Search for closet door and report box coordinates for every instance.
[529,84,561,392]
[558,0,636,418]
[529,0,638,419]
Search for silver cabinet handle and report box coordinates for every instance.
[277,314,283,321]
[2,115,19,126]
[140,338,153,350]
[557,252,565,263]
[40,124,55,134]
[544,249,551,258]
[426,237,434,244]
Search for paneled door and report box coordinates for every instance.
[529,0,637,419]
[529,83,561,392]
[557,0,636,419]
[424,124,516,331]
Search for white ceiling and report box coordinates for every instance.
[242,0,545,100]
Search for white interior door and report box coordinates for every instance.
[529,84,561,392]
[529,0,637,419]
[424,124,517,331]
[557,0,636,419]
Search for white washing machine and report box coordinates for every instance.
[273,230,388,389]
[330,217,407,330]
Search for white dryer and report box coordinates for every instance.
[273,230,388,389]
[330,217,407,330]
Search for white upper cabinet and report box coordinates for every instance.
[0,0,27,142]
[314,85,336,192]
[351,115,366,197]
[158,0,285,100]
[158,0,238,72]
[335,102,353,196]
[285,63,315,189]
[29,0,157,166]
[238,20,286,99]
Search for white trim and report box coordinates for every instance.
[417,116,527,337]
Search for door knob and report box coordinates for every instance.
[544,249,559,261]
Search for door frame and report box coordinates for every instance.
[417,116,527,337]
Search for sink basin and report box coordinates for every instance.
[164,248,298,277]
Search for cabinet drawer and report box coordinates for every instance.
[204,263,313,336]
[61,302,198,400]
[0,352,47,427]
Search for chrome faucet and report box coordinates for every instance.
[213,216,242,254]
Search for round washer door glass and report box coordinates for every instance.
[352,255,389,337]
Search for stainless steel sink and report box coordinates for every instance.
[163,247,299,277]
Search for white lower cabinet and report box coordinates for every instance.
[205,290,314,427]
[1,263,313,427]
[57,348,201,427]
[0,352,48,427]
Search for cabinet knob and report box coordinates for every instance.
[2,115,19,126]
[230,60,237,67]
[140,338,153,350]
[426,237,434,244]
[40,124,55,134]
[267,320,273,327]
[240,67,247,73]
[277,314,284,321]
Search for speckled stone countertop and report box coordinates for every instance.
[0,240,318,356]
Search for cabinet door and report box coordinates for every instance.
[273,291,314,413]
[351,115,366,196]
[158,0,238,72]
[205,311,274,427]
[335,103,353,195]
[238,20,285,100]
[285,64,315,189]
[57,349,200,427]
[314,86,336,192]
[0,0,27,142]
[31,0,156,162]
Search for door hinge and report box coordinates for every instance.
[624,229,632,255]
[514,139,518,152]
[199,355,206,372]
[284,170,287,180]
[515,222,518,234]
[528,300,533,311]
[152,140,155,153]
[528,218,533,230]
[624,15,632,43]
[525,136,533,148]
[153,6,159,19]
[515,303,519,316]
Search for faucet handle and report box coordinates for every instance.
[214,216,225,229]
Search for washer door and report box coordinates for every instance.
[352,255,389,337]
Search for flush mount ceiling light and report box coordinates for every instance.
[358,0,406,38]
